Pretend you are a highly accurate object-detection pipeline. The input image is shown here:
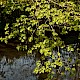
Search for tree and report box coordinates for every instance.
[0,0,80,79]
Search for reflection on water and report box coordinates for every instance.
[0,43,79,80]
[0,44,37,80]
[0,56,37,80]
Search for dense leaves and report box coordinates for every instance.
[0,0,80,80]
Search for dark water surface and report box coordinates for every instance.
[0,43,80,80]
[0,43,37,80]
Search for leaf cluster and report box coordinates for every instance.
[0,0,80,79]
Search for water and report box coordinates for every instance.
[0,43,79,80]
[0,43,37,80]
[0,56,37,80]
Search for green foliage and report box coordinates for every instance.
[0,0,80,79]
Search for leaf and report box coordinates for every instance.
[5,31,9,35]
[51,63,56,68]
[16,45,21,51]
[33,68,39,74]
[52,32,58,36]
[24,45,27,50]
[4,40,8,44]
[58,52,60,57]
[29,36,33,42]
[5,23,9,30]
[39,66,45,73]
[70,48,74,51]
[20,28,25,32]
[72,68,76,71]
[65,67,71,71]
[21,39,24,42]
[40,49,43,54]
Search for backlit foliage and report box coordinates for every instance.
[0,0,80,79]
